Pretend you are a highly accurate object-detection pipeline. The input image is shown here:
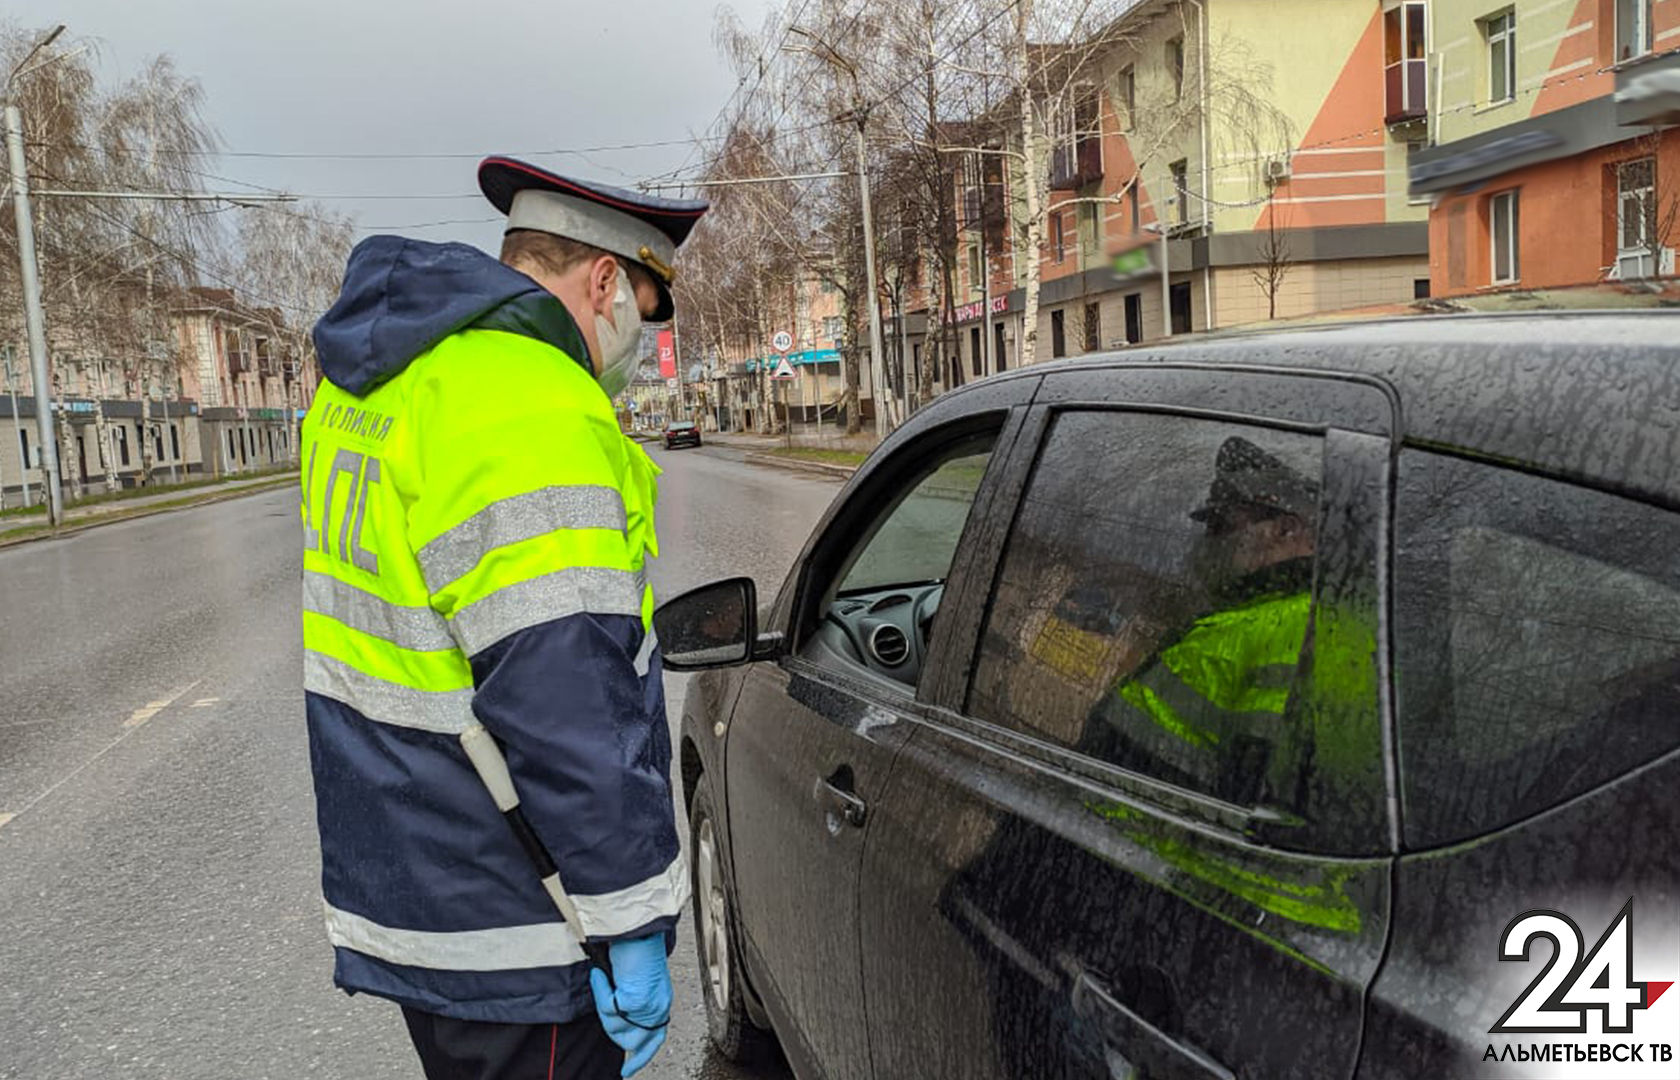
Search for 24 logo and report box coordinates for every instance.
[1491,899,1673,1034]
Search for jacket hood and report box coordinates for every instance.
[312,236,565,396]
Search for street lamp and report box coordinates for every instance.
[5,24,69,524]
[785,27,891,439]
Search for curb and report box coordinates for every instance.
[0,476,298,550]
[744,453,858,479]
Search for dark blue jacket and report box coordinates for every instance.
[302,237,680,1024]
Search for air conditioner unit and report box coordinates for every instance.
[1264,158,1292,185]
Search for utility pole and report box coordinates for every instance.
[853,110,889,439]
[786,26,890,437]
[5,102,65,524]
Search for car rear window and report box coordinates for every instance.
[670,422,695,430]
[1394,451,1680,849]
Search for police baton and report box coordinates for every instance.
[459,722,615,984]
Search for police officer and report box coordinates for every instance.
[300,157,707,1079]
[1090,436,1322,797]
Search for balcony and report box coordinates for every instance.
[1384,1,1427,126]
[1385,59,1427,124]
[1050,137,1104,190]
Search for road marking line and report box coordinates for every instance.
[0,813,15,830]
[190,698,220,708]
[125,680,202,728]
[3,678,203,831]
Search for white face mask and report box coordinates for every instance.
[593,267,643,399]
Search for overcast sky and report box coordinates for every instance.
[25,0,772,253]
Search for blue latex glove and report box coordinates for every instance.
[589,934,672,1078]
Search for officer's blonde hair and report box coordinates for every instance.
[500,230,655,293]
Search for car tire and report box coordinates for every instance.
[689,781,773,1062]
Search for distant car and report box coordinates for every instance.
[664,421,701,450]
[658,312,1680,1080]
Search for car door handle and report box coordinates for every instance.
[1071,972,1234,1080]
[815,769,868,828]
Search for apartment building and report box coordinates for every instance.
[173,288,311,477]
[1,336,199,508]
[708,272,880,433]
[920,0,1439,383]
[1411,0,1680,294]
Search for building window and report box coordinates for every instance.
[971,325,984,377]
[1168,36,1185,100]
[1124,292,1143,343]
[1171,282,1193,335]
[1414,278,1432,300]
[1490,189,1520,284]
[1051,309,1067,358]
[1385,2,1428,123]
[155,426,164,462]
[1052,212,1067,262]
[169,423,180,460]
[1617,0,1653,62]
[1083,302,1101,352]
[1485,10,1516,104]
[995,321,1008,373]
[1129,188,1141,234]
[115,425,129,467]
[19,427,30,469]
[1617,157,1656,279]
[968,242,983,291]
[1170,159,1190,226]
[1116,65,1135,130]
[822,315,845,343]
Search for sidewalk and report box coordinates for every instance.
[0,471,297,544]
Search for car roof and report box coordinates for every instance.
[993,311,1680,509]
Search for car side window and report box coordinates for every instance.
[969,410,1361,818]
[800,431,997,690]
[1394,451,1680,848]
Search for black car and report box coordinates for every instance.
[665,420,702,449]
[658,313,1680,1080]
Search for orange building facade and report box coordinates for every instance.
[1413,0,1680,295]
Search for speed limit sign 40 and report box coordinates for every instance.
[771,330,793,353]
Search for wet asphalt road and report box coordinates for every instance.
[0,442,841,1080]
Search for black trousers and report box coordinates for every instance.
[402,1006,622,1080]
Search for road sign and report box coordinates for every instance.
[771,330,793,353]
[768,357,798,380]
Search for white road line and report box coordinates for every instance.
[125,681,201,728]
[190,698,221,708]
[0,680,202,833]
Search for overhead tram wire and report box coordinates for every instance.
[658,0,1023,195]
[657,0,825,194]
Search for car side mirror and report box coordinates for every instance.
[655,577,762,671]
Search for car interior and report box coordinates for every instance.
[798,433,996,690]
[807,581,944,687]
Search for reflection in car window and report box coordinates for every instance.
[1395,452,1680,848]
[970,412,1357,813]
[838,437,995,595]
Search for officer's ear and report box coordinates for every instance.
[587,255,621,315]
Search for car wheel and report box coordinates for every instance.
[690,782,773,1062]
